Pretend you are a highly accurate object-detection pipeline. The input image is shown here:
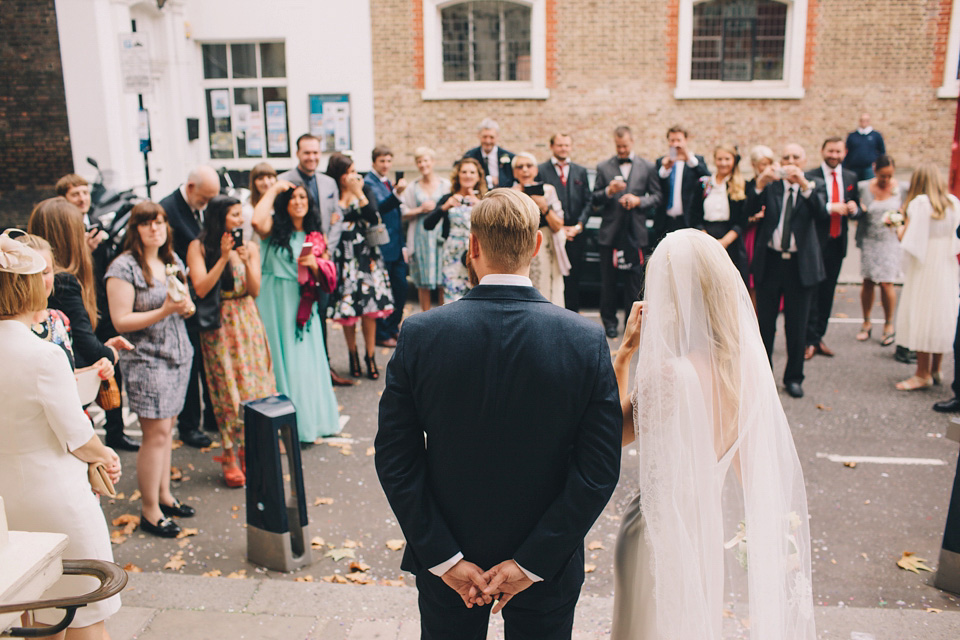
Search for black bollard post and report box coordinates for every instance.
[244,395,312,572]
[935,423,960,595]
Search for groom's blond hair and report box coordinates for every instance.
[470,188,539,272]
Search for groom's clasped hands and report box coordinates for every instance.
[440,559,534,613]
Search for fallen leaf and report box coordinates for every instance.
[834,312,849,318]
[294,575,315,582]
[831,559,837,564]
[231,505,240,511]
[861,553,869,560]
[897,551,934,574]
[310,536,326,549]
[123,563,143,573]
[926,607,943,613]
[202,569,222,578]
[322,574,349,583]
[349,561,371,573]
[176,527,199,539]
[815,404,832,411]
[163,554,186,571]
[386,539,406,551]
[325,548,356,562]
[844,461,857,469]
[187,463,195,471]
[128,489,141,502]
[177,538,190,549]
[110,535,127,545]
[339,448,353,456]
[170,467,183,481]
[586,540,605,551]
[115,492,126,500]
[342,539,358,548]
[382,577,405,587]
[112,514,141,527]
[199,442,222,453]
[345,572,374,584]
[171,440,183,450]
[314,497,335,506]
[584,563,596,573]
[226,570,248,579]
[366,446,376,456]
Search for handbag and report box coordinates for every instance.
[96,375,122,411]
[191,280,222,332]
[88,461,116,497]
[363,217,391,248]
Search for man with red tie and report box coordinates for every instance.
[804,137,861,360]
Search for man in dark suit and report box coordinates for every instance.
[159,166,220,448]
[376,188,621,639]
[277,133,352,386]
[592,125,663,338]
[652,125,711,246]
[463,118,515,189]
[804,137,861,360]
[750,144,828,398]
[537,133,592,312]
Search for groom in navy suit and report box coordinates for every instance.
[376,188,621,639]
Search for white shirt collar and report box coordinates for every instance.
[482,146,499,158]
[479,273,533,287]
[821,161,840,177]
[858,126,874,135]
[178,184,199,214]
[619,152,635,163]
[552,156,569,166]
[372,169,389,182]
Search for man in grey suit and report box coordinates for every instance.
[376,188,620,639]
[277,133,351,386]
[592,126,662,337]
[537,133,592,312]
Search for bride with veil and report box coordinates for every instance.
[611,229,815,639]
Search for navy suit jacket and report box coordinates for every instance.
[158,189,200,264]
[363,173,404,263]
[463,146,515,188]
[376,284,621,585]
[652,155,711,242]
[537,159,592,226]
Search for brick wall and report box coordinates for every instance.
[372,0,957,177]
[0,0,72,228]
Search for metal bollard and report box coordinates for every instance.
[244,395,312,572]
[935,424,960,594]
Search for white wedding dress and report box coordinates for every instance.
[612,230,815,639]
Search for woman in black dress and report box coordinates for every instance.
[690,144,749,286]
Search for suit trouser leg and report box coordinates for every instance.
[755,257,782,365]
[377,259,408,341]
[178,327,216,436]
[599,246,619,329]
[807,238,844,345]
[103,362,125,439]
[621,252,646,314]
[563,233,586,312]
[782,261,814,385]
[501,589,578,640]
[416,572,490,640]
[952,304,960,399]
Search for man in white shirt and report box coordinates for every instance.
[463,118,515,189]
[652,125,710,247]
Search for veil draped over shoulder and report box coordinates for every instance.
[633,229,815,639]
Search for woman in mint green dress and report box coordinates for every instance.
[252,181,340,442]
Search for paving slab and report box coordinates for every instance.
[103,605,155,639]
[134,609,319,640]
[245,579,418,619]
[120,571,261,611]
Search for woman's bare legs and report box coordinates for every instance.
[342,324,358,353]
[139,417,173,523]
[361,316,377,358]
[860,278,875,335]
[879,282,897,336]
[418,287,432,312]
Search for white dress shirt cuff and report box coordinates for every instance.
[515,561,544,583]
[429,552,464,577]
[686,155,699,167]
[658,164,671,179]
[800,186,814,198]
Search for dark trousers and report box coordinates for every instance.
[757,250,815,385]
[563,233,587,312]
[95,322,126,439]
[952,305,960,399]
[377,258,408,341]
[807,236,845,346]
[416,568,579,640]
[599,246,645,330]
[178,327,216,436]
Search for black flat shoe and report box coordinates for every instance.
[179,430,213,449]
[106,434,140,452]
[605,326,618,339]
[140,513,181,538]
[933,397,960,413]
[785,382,804,398]
[160,498,196,518]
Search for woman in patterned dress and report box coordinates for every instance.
[423,157,488,303]
[187,195,275,488]
[400,147,450,311]
[325,153,394,380]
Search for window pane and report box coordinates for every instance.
[206,88,234,159]
[231,43,257,79]
[234,88,261,159]
[722,18,753,81]
[202,44,228,79]
[754,2,786,80]
[442,4,471,81]
[691,0,786,82]
[263,87,289,159]
[504,3,531,81]
[441,1,530,83]
[471,2,501,81]
[260,42,286,78]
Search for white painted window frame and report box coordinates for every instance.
[938,0,960,99]
[675,0,807,100]
[421,0,549,101]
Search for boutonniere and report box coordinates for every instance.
[846,184,853,191]
[699,175,712,198]
[500,155,510,164]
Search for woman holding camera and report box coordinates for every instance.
[690,144,749,286]
[252,181,341,441]
[0,234,122,639]
[509,152,567,306]
[242,162,278,243]
[323,153,394,380]
[423,157,488,303]
[187,195,274,487]
[106,202,196,537]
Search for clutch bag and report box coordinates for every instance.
[88,461,116,498]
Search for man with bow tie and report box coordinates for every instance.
[804,137,861,360]
[591,126,662,338]
[463,118,515,189]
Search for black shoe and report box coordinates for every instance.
[894,346,917,364]
[605,326,618,338]
[140,513,181,538]
[365,354,379,380]
[106,434,140,452]
[179,429,212,449]
[159,498,196,518]
[933,397,960,413]
[785,382,804,398]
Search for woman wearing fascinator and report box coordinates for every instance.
[610,229,815,639]
[0,232,122,639]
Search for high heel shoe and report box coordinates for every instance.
[349,349,362,378]
[365,353,379,380]
[214,450,245,488]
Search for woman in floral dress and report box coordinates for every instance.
[187,195,275,487]
[423,157,487,303]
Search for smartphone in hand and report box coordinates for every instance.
[523,183,545,197]
[231,228,243,249]
[395,171,405,181]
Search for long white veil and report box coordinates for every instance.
[634,229,815,639]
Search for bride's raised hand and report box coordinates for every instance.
[621,301,644,353]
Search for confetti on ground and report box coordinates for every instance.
[386,539,406,551]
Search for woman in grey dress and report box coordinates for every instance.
[856,155,903,346]
[106,202,196,538]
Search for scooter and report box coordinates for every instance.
[85,157,156,263]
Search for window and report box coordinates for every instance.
[201,42,290,160]
[939,0,960,98]
[422,0,548,100]
[676,0,807,100]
